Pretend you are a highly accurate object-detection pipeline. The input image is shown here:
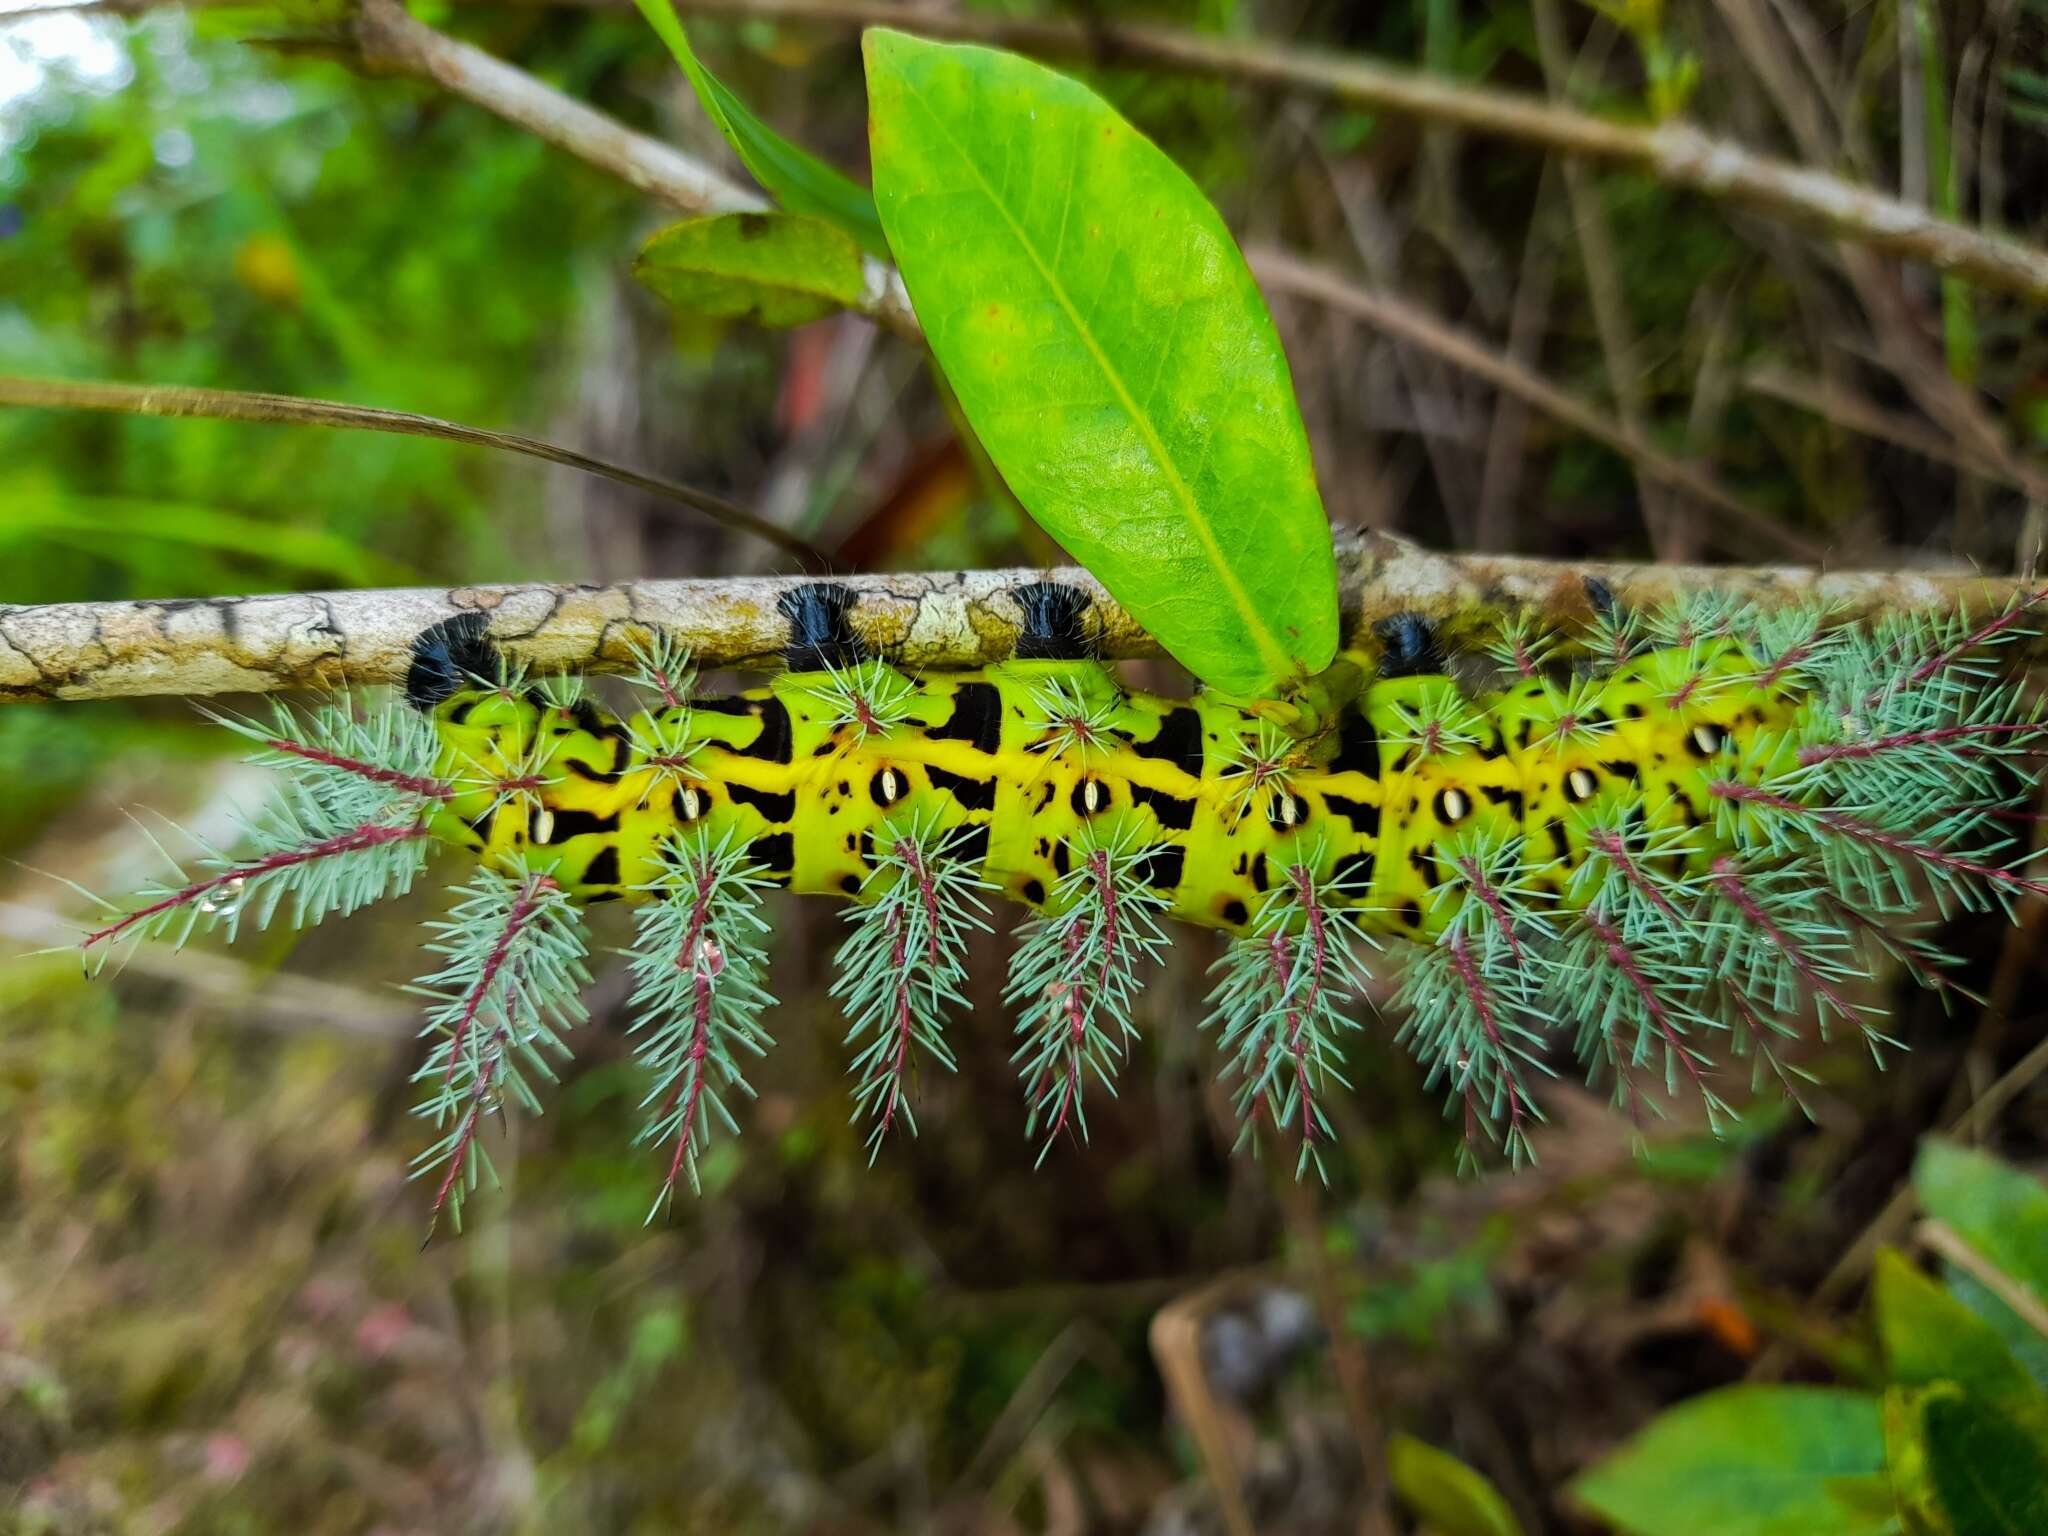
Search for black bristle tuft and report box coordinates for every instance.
[1373,613,1446,678]
[1582,575,1619,622]
[778,582,867,671]
[405,612,503,712]
[1012,581,1096,660]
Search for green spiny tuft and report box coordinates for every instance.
[625,827,778,1213]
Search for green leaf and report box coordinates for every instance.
[1923,1389,2048,1535]
[1570,1386,1896,1536]
[1913,1139,2048,1302]
[633,0,888,256]
[1874,1248,2047,1417]
[1389,1433,1523,1536]
[635,212,866,327]
[863,28,1338,698]
[1884,1387,1948,1536]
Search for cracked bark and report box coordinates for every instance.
[1,534,2035,703]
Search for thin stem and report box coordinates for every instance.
[0,374,824,565]
[352,0,2048,302]
[1250,250,1824,561]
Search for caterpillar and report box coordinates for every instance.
[78,575,2048,1220]
[411,584,1789,940]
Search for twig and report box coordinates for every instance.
[1749,1022,2048,1382]
[1475,161,1562,553]
[1917,1219,2048,1341]
[2,529,2036,703]
[1248,249,1826,560]
[564,0,2048,302]
[1709,0,2040,505]
[0,375,828,565]
[45,1,1993,553]
[1278,1175,1395,1536]
[348,0,921,339]
[1743,366,2048,500]
[14,0,2048,299]
[1149,1278,1260,1536]
[1529,0,1672,556]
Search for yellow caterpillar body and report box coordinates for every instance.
[421,637,1799,941]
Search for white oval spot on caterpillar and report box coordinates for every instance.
[532,808,556,844]
[1277,791,1300,826]
[1566,767,1598,802]
[882,768,901,803]
[680,785,704,821]
[1691,723,1726,755]
[1083,778,1102,814]
[1440,787,1470,823]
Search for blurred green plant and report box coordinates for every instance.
[1571,1137,2048,1536]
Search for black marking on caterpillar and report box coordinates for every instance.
[1012,580,1096,660]
[779,582,865,671]
[926,681,1003,753]
[728,785,798,822]
[1374,613,1445,678]
[1130,707,1205,777]
[1129,783,1197,830]
[926,765,997,811]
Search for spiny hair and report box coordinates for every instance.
[70,581,2048,1222]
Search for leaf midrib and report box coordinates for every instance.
[891,70,1296,687]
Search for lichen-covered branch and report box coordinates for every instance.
[3,532,2037,704]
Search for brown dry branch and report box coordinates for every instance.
[1249,250,1828,562]
[1744,366,2048,501]
[1,530,2036,704]
[1916,1219,2048,1341]
[11,0,2046,301]
[0,375,830,565]
[515,0,2048,302]
[164,0,2013,561]
[347,0,924,339]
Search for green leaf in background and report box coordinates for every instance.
[1913,1139,2048,1302]
[1389,1432,1524,1536]
[1569,1386,1895,1536]
[636,213,866,328]
[1923,1388,2048,1535]
[1873,1248,2047,1419]
[634,0,889,257]
[863,29,1338,699]
[1,476,411,590]
[1885,1387,1948,1536]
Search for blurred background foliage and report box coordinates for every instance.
[1,1,2046,1532]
